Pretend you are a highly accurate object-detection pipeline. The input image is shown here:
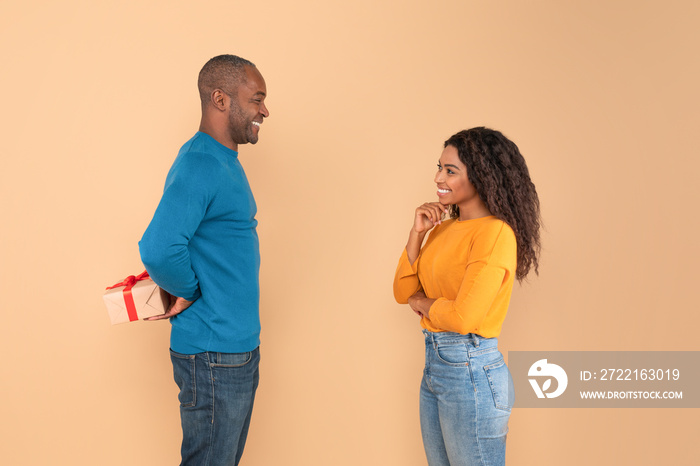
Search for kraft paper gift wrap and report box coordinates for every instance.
[103,272,169,324]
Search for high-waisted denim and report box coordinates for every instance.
[170,347,260,466]
[420,330,514,466]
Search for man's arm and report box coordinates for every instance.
[139,153,221,307]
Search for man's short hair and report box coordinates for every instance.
[198,54,256,105]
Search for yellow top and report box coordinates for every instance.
[393,216,517,337]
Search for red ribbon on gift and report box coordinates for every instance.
[106,271,151,322]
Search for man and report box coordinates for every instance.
[139,54,269,466]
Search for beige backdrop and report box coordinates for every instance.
[1,1,698,465]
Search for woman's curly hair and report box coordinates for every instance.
[445,127,541,282]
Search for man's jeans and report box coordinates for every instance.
[420,330,514,466]
[170,347,260,466]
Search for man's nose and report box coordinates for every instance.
[260,102,270,118]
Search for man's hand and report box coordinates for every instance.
[145,295,194,321]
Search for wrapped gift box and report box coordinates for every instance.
[103,272,169,324]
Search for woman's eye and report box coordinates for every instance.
[447,169,454,174]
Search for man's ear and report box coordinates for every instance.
[211,89,229,112]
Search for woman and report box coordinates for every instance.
[393,127,541,466]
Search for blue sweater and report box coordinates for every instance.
[139,132,260,354]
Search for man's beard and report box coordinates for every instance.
[229,103,258,145]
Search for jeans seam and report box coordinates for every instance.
[469,346,498,357]
[468,353,476,391]
[205,353,214,466]
[191,357,196,408]
[473,359,486,466]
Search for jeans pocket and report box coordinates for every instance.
[210,351,253,368]
[483,358,515,412]
[434,341,469,366]
[170,350,196,408]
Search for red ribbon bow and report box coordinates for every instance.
[106,271,151,322]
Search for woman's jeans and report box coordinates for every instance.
[170,347,260,466]
[420,330,514,466]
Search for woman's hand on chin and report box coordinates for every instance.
[412,202,449,234]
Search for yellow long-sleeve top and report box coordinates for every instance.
[393,215,517,337]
